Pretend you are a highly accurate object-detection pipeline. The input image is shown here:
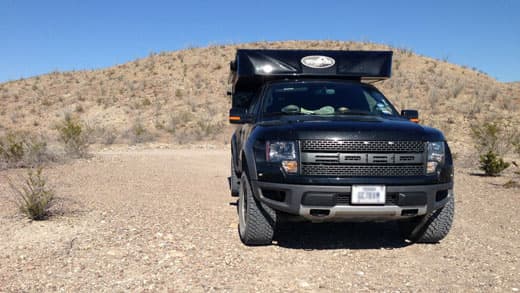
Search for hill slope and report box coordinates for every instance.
[1,41,519,158]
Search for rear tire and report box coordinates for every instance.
[238,173,276,245]
[399,195,454,243]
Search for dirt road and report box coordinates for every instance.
[0,148,519,292]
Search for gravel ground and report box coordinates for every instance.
[0,148,519,292]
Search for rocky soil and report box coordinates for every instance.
[0,148,519,292]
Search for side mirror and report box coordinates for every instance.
[230,61,237,71]
[401,109,419,123]
[229,108,252,124]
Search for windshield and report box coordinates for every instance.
[261,81,398,117]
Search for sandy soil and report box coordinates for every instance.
[0,148,519,292]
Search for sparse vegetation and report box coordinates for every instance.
[470,120,513,176]
[449,82,464,99]
[503,179,520,189]
[513,136,520,158]
[86,125,118,145]
[470,120,513,156]
[478,151,510,176]
[55,114,90,158]
[8,167,55,220]
[126,118,154,144]
[0,41,518,150]
[75,104,84,113]
[142,97,151,106]
[194,114,224,140]
[0,131,54,169]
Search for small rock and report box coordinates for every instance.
[170,250,184,257]
[106,250,118,256]
[356,271,365,276]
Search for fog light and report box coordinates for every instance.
[282,160,298,174]
[427,161,438,174]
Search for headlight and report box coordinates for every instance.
[266,141,298,173]
[427,141,445,174]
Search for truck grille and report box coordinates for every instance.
[301,140,424,153]
[301,164,425,177]
[300,140,425,177]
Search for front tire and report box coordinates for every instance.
[399,195,455,243]
[238,173,276,245]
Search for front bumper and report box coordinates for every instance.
[250,180,453,222]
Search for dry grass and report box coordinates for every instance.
[0,131,55,169]
[0,40,518,160]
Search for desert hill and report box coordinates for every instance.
[0,41,519,160]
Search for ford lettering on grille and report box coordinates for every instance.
[301,153,423,164]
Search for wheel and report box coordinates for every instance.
[238,173,276,245]
[399,195,455,243]
[230,158,239,197]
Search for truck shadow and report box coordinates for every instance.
[274,222,411,250]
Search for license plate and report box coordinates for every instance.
[351,185,386,204]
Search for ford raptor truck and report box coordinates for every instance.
[227,49,454,246]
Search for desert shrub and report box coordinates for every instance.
[0,133,24,162]
[126,119,154,144]
[142,97,151,106]
[470,119,515,176]
[478,151,510,176]
[449,82,464,99]
[0,132,54,169]
[101,130,118,145]
[8,167,55,220]
[192,110,224,140]
[55,114,89,158]
[85,125,118,145]
[470,120,509,155]
[75,104,84,113]
[195,119,224,140]
[427,89,440,113]
[503,179,520,189]
[513,134,520,157]
[166,111,193,134]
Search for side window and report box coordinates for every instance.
[233,92,253,108]
[248,94,260,116]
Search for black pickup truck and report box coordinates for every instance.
[228,49,454,245]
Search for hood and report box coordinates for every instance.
[254,115,445,141]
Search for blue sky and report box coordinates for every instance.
[1,0,519,82]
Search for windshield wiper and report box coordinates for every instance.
[263,111,309,117]
[334,110,376,116]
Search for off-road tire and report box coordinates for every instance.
[399,195,454,243]
[230,159,239,197]
[238,173,276,245]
